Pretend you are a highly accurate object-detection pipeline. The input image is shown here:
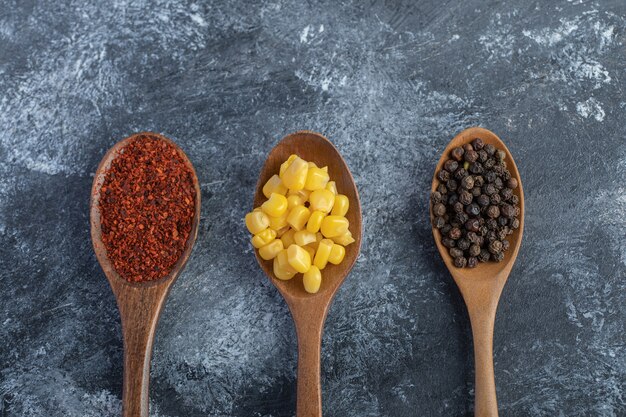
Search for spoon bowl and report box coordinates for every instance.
[90,132,201,417]
[253,131,362,416]
[430,127,524,417]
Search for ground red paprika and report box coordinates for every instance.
[99,134,196,282]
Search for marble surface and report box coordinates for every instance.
[1,0,625,416]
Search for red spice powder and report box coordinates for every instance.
[99,135,196,282]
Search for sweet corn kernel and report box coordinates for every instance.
[304,167,330,191]
[331,194,349,216]
[308,161,318,168]
[306,210,325,233]
[328,244,346,265]
[309,189,335,213]
[251,228,277,248]
[321,166,328,172]
[280,155,297,176]
[262,174,288,198]
[288,188,311,201]
[302,245,316,259]
[245,211,270,235]
[331,230,356,246]
[259,239,283,260]
[268,211,288,231]
[314,239,333,269]
[280,156,308,190]
[326,181,337,195]
[275,226,290,237]
[320,215,349,238]
[274,249,297,280]
[286,205,311,231]
[287,244,311,273]
[280,229,296,248]
[287,194,306,210]
[294,230,317,246]
[308,232,323,250]
[303,266,322,293]
[261,193,288,218]
[276,249,297,273]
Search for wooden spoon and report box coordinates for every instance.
[430,127,524,417]
[253,131,362,417]
[90,132,201,417]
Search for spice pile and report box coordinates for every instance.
[99,135,196,282]
[431,138,520,268]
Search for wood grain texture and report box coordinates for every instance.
[430,127,525,417]
[90,132,201,417]
[253,131,362,417]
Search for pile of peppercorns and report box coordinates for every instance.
[431,138,520,268]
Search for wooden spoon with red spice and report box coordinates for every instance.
[253,131,362,417]
[90,132,201,417]
[430,127,524,417]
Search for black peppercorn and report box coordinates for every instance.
[433,216,446,229]
[467,257,478,268]
[471,187,481,197]
[447,179,458,192]
[477,194,490,207]
[493,251,505,262]
[454,168,468,180]
[484,171,497,183]
[437,169,450,182]
[441,224,452,236]
[465,218,480,232]
[484,144,496,155]
[461,176,474,190]
[449,227,462,240]
[441,237,456,248]
[466,203,480,216]
[502,239,510,251]
[510,195,519,205]
[437,183,447,194]
[473,175,484,187]
[478,150,488,162]
[486,218,498,230]
[448,194,458,205]
[487,205,500,218]
[493,177,503,189]
[467,231,480,244]
[486,230,497,242]
[483,183,497,196]
[510,218,520,229]
[507,178,518,189]
[471,138,484,150]
[457,238,470,251]
[469,162,484,174]
[431,191,443,204]
[497,228,508,241]
[488,240,503,254]
[454,212,469,225]
[463,144,473,152]
[450,248,464,258]
[464,150,478,163]
[453,202,465,213]
[490,193,501,205]
[433,203,446,217]
[444,159,459,172]
[498,216,508,227]
[501,204,515,218]
[496,150,506,161]
[478,249,491,262]
[468,244,481,257]
[502,170,511,181]
[500,187,513,201]
[454,256,467,268]
[458,190,472,205]
[451,147,464,161]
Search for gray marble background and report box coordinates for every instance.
[1,0,625,416]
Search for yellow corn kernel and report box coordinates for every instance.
[280,229,296,248]
[262,174,288,198]
[261,193,288,218]
[287,194,306,210]
[331,194,349,216]
[331,230,356,246]
[288,188,311,201]
[308,161,318,168]
[286,205,311,231]
[280,155,298,176]
[245,211,270,235]
[303,266,322,293]
[259,239,283,260]
[326,181,337,195]
[268,211,288,231]
[251,228,276,249]
[314,239,333,269]
[275,226,290,237]
[328,244,346,265]
[302,245,316,259]
[280,156,308,190]
[321,166,328,172]
[294,230,317,246]
[274,249,297,280]
[320,216,349,238]
[287,244,311,273]
[304,167,330,191]
[306,211,325,233]
[309,189,335,213]
[308,232,323,250]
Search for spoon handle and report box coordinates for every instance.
[468,307,499,417]
[115,285,167,417]
[291,303,326,417]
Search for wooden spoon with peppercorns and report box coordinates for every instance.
[430,127,524,417]
[253,131,362,417]
[90,132,201,417]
